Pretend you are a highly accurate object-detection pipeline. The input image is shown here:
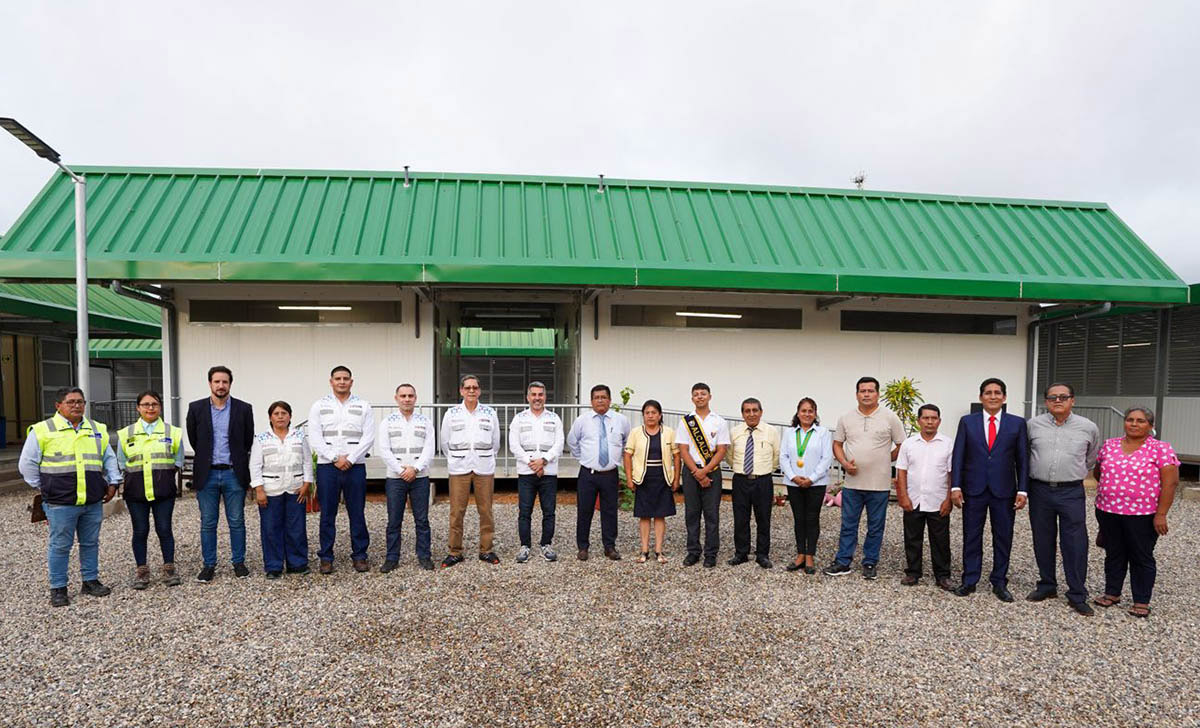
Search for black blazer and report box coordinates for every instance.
[951,411,1029,499]
[186,396,255,488]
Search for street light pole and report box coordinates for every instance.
[1,118,90,414]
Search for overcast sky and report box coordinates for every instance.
[2,1,1196,282]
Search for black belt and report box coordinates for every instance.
[211,464,232,470]
[1033,478,1083,488]
[581,466,616,475]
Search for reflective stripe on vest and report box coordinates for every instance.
[121,420,181,501]
[31,415,109,506]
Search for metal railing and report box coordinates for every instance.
[90,400,139,433]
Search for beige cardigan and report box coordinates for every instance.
[624,425,678,485]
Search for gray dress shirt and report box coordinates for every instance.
[1027,412,1101,482]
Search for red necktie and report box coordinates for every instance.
[987,415,997,450]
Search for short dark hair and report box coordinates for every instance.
[641,399,662,415]
[1043,382,1075,398]
[741,397,762,411]
[590,384,611,398]
[917,403,941,418]
[856,377,879,393]
[691,382,710,394]
[136,390,163,407]
[268,400,292,416]
[54,386,85,404]
[395,383,416,394]
[791,397,819,428]
[979,377,1007,395]
[207,365,232,382]
[331,365,352,378]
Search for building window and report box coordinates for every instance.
[611,305,802,330]
[1044,311,1164,397]
[840,311,1017,335]
[1168,307,1200,396]
[189,300,402,323]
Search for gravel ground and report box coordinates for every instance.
[2,489,1199,727]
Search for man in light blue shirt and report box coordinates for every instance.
[566,384,630,561]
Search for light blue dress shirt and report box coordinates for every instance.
[567,409,631,471]
[211,401,231,465]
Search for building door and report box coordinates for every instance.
[40,337,75,418]
[1,334,41,444]
[458,357,556,404]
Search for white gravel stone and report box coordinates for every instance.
[1,489,1198,727]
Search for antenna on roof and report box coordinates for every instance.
[853,171,866,190]
[598,174,605,194]
[403,165,411,188]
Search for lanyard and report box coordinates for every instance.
[795,427,815,457]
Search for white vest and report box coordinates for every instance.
[384,412,431,477]
[258,430,307,495]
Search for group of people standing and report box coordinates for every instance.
[20,367,1182,620]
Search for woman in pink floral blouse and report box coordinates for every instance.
[1091,407,1180,618]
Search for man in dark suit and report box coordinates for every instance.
[950,377,1029,602]
[186,365,256,583]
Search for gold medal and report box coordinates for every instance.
[796,458,804,468]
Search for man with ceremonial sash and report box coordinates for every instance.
[676,383,730,568]
[19,386,122,607]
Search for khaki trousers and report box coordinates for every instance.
[448,472,495,556]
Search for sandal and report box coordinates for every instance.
[656,551,668,564]
[1092,595,1121,608]
[1128,604,1151,619]
[637,552,649,563]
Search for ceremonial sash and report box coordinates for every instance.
[683,414,714,462]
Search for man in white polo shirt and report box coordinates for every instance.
[895,403,954,591]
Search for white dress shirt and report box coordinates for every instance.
[377,411,435,478]
[567,409,631,472]
[895,431,953,512]
[439,402,500,476]
[249,427,313,496]
[509,408,565,476]
[779,424,834,487]
[676,410,731,467]
[307,393,376,465]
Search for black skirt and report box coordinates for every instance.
[634,465,677,518]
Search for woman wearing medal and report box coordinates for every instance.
[780,398,833,573]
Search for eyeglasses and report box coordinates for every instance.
[461,386,480,391]
[1044,395,1073,402]
[62,399,86,406]
[138,402,161,408]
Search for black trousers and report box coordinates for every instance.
[1028,480,1088,604]
[786,485,825,556]
[902,508,951,580]
[682,468,722,559]
[1095,508,1159,604]
[732,474,773,558]
[576,467,619,551]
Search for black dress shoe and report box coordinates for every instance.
[81,580,112,597]
[755,556,773,569]
[604,549,622,561]
[727,555,749,566]
[1069,600,1095,616]
[954,584,976,597]
[786,561,804,572]
[992,585,1015,603]
[682,554,700,567]
[265,571,282,580]
[703,557,716,568]
[418,558,435,571]
[233,563,250,578]
[1025,588,1057,602]
[50,587,70,608]
[379,560,399,574]
[936,577,956,592]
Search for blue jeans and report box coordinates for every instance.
[197,469,247,568]
[127,498,176,566]
[317,463,369,562]
[44,502,104,588]
[258,493,309,573]
[517,473,557,547]
[385,476,431,561]
[834,488,890,566]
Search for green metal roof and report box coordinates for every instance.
[0,166,1188,303]
[89,337,161,359]
[459,327,555,357]
[0,283,161,336]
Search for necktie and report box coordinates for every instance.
[598,414,609,467]
[987,416,997,451]
[744,427,755,475]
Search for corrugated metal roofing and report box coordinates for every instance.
[0,283,161,336]
[459,327,555,356]
[89,337,161,359]
[0,166,1187,303]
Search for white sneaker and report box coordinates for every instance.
[516,546,531,563]
[540,544,557,562]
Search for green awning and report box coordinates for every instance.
[459,327,555,357]
[0,166,1188,303]
[0,283,161,337]
[90,337,161,359]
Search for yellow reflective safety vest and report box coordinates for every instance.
[120,418,182,502]
[29,414,111,506]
